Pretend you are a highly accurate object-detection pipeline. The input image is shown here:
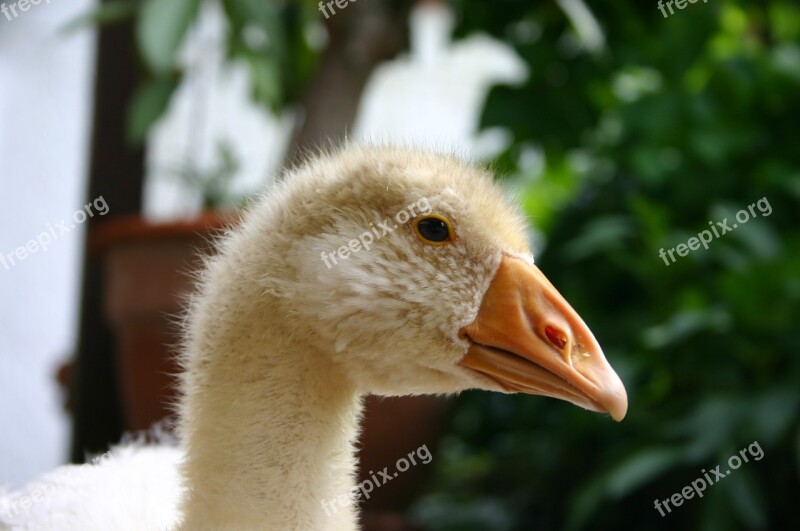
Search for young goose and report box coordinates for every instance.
[0,145,627,531]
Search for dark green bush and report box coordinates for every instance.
[414,2,800,529]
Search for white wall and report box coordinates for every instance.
[0,0,96,489]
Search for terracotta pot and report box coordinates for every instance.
[92,212,235,430]
[89,212,449,523]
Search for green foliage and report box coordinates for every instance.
[126,76,178,144]
[415,1,800,530]
[137,0,202,75]
[167,141,245,210]
[219,0,321,112]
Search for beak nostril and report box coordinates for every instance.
[544,325,568,350]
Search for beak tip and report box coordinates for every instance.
[611,404,627,422]
[605,384,628,422]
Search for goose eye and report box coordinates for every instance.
[415,215,453,245]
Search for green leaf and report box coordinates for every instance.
[642,308,731,349]
[749,387,800,445]
[60,0,138,34]
[724,467,768,529]
[136,0,202,75]
[699,485,738,531]
[243,52,283,110]
[604,447,687,498]
[126,77,178,144]
[562,215,637,261]
[669,397,743,461]
[221,0,291,109]
[566,447,685,530]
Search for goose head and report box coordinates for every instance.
[255,146,627,420]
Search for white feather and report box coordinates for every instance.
[1,445,183,531]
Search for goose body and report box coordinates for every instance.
[1,446,183,530]
[1,146,627,530]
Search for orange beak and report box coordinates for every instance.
[459,255,628,421]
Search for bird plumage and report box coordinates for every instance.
[1,145,626,530]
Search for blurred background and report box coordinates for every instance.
[0,0,798,529]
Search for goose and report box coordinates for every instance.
[0,145,627,530]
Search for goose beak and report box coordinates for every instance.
[458,255,628,421]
